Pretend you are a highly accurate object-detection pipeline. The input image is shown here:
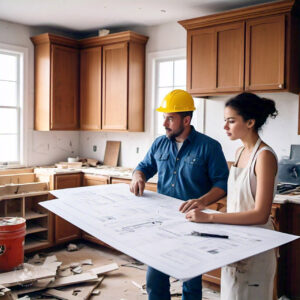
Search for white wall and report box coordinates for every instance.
[205,93,300,162]
[1,20,299,167]
[0,20,80,166]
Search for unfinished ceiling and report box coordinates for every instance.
[0,0,278,32]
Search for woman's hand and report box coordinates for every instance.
[179,198,205,213]
[185,209,213,223]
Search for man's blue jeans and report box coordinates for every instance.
[146,266,202,300]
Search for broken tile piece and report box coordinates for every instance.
[72,266,82,274]
[70,262,80,268]
[43,255,58,265]
[80,259,92,265]
[67,243,78,252]
[92,289,100,295]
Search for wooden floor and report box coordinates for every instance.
[25,241,220,299]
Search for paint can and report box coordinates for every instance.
[0,217,26,272]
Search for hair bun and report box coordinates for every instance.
[261,98,278,119]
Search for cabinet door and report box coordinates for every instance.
[102,43,128,130]
[216,22,244,92]
[245,15,285,91]
[187,22,244,94]
[83,174,109,186]
[51,45,79,130]
[53,173,82,244]
[187,27,216,94]
[80,47,102,130]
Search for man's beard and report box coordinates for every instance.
[165,124,184,140]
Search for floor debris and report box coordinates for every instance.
[67,243,79,252]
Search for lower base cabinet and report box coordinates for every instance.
[81,174,111,247]
[51,173,82,244]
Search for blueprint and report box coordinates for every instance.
[41,184,298,281]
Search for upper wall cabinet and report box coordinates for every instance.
[79,31,148,132]
[31,34,79,130]
[32,31,148,132]
[179,0,300,96]
[80,46,102,131]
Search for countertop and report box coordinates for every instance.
[34,165,158,184]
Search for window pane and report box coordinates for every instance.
[0,135,18,162]
[0,53,17,81]
[158,61,173,87]
[156,87,173,135]
[0,81,17,106]
[157,112,166,136]
[174,85,186,91]
[0,108,18,134]
[158,87,173,107]
[174,60,186,86]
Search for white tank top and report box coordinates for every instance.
[236,145,278,199]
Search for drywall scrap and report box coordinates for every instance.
[0,253,119,299]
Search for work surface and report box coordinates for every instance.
[41,184,298,281]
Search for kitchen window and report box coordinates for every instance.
[0,45,27,167]
[149,48,200,137]
[155,57,187,136]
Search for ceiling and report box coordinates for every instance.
[0,0,278,32]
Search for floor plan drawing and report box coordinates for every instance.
[41,184,298,281]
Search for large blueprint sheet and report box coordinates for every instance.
[41,184,298,281]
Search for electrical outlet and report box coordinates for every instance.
[93,145,97,152]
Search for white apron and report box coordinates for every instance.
[221,138,277,300]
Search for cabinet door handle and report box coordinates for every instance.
[278,84,283,88]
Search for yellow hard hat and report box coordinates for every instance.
[156,89,196,113]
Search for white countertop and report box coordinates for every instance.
[274,194,300,205]
[34,166,158,184]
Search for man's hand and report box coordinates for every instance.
[179,198,205,213]
[130,171,146,196]
[185,209,213,223]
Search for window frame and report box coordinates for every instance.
[0,43,28,167]
[147,48,187,138]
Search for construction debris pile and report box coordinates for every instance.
[0,250,118,300]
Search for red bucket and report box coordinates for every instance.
[0,217,26,272]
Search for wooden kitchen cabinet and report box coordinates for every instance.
[50,173,82,244]
[31,34,79,130]
[79,31,148,131]
[179,0,300,96]
[111,177,157,192]
[187,21,244,94]
[80,47,102,130]
[285,203,300,299]
[245,15,285,91]
[81,173,112,247]
[83,174,109,186]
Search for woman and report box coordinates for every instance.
[180,92,278,300]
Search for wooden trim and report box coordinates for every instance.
[79,31,148,48]
[178,0,295,29]
[31,33,78,48]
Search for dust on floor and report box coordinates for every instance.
[25,241,220,300]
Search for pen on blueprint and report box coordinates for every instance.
[190,231,229,239]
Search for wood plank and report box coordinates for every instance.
[0,262,59,287]
[89,263,119,275]
[47,273,98,288]
[103,141,121,166]
[0,168,34,175]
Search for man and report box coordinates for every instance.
[130,89,228,300]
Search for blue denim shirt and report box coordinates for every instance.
[136,126,228,201]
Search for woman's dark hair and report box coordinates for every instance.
[225,92,278,131]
